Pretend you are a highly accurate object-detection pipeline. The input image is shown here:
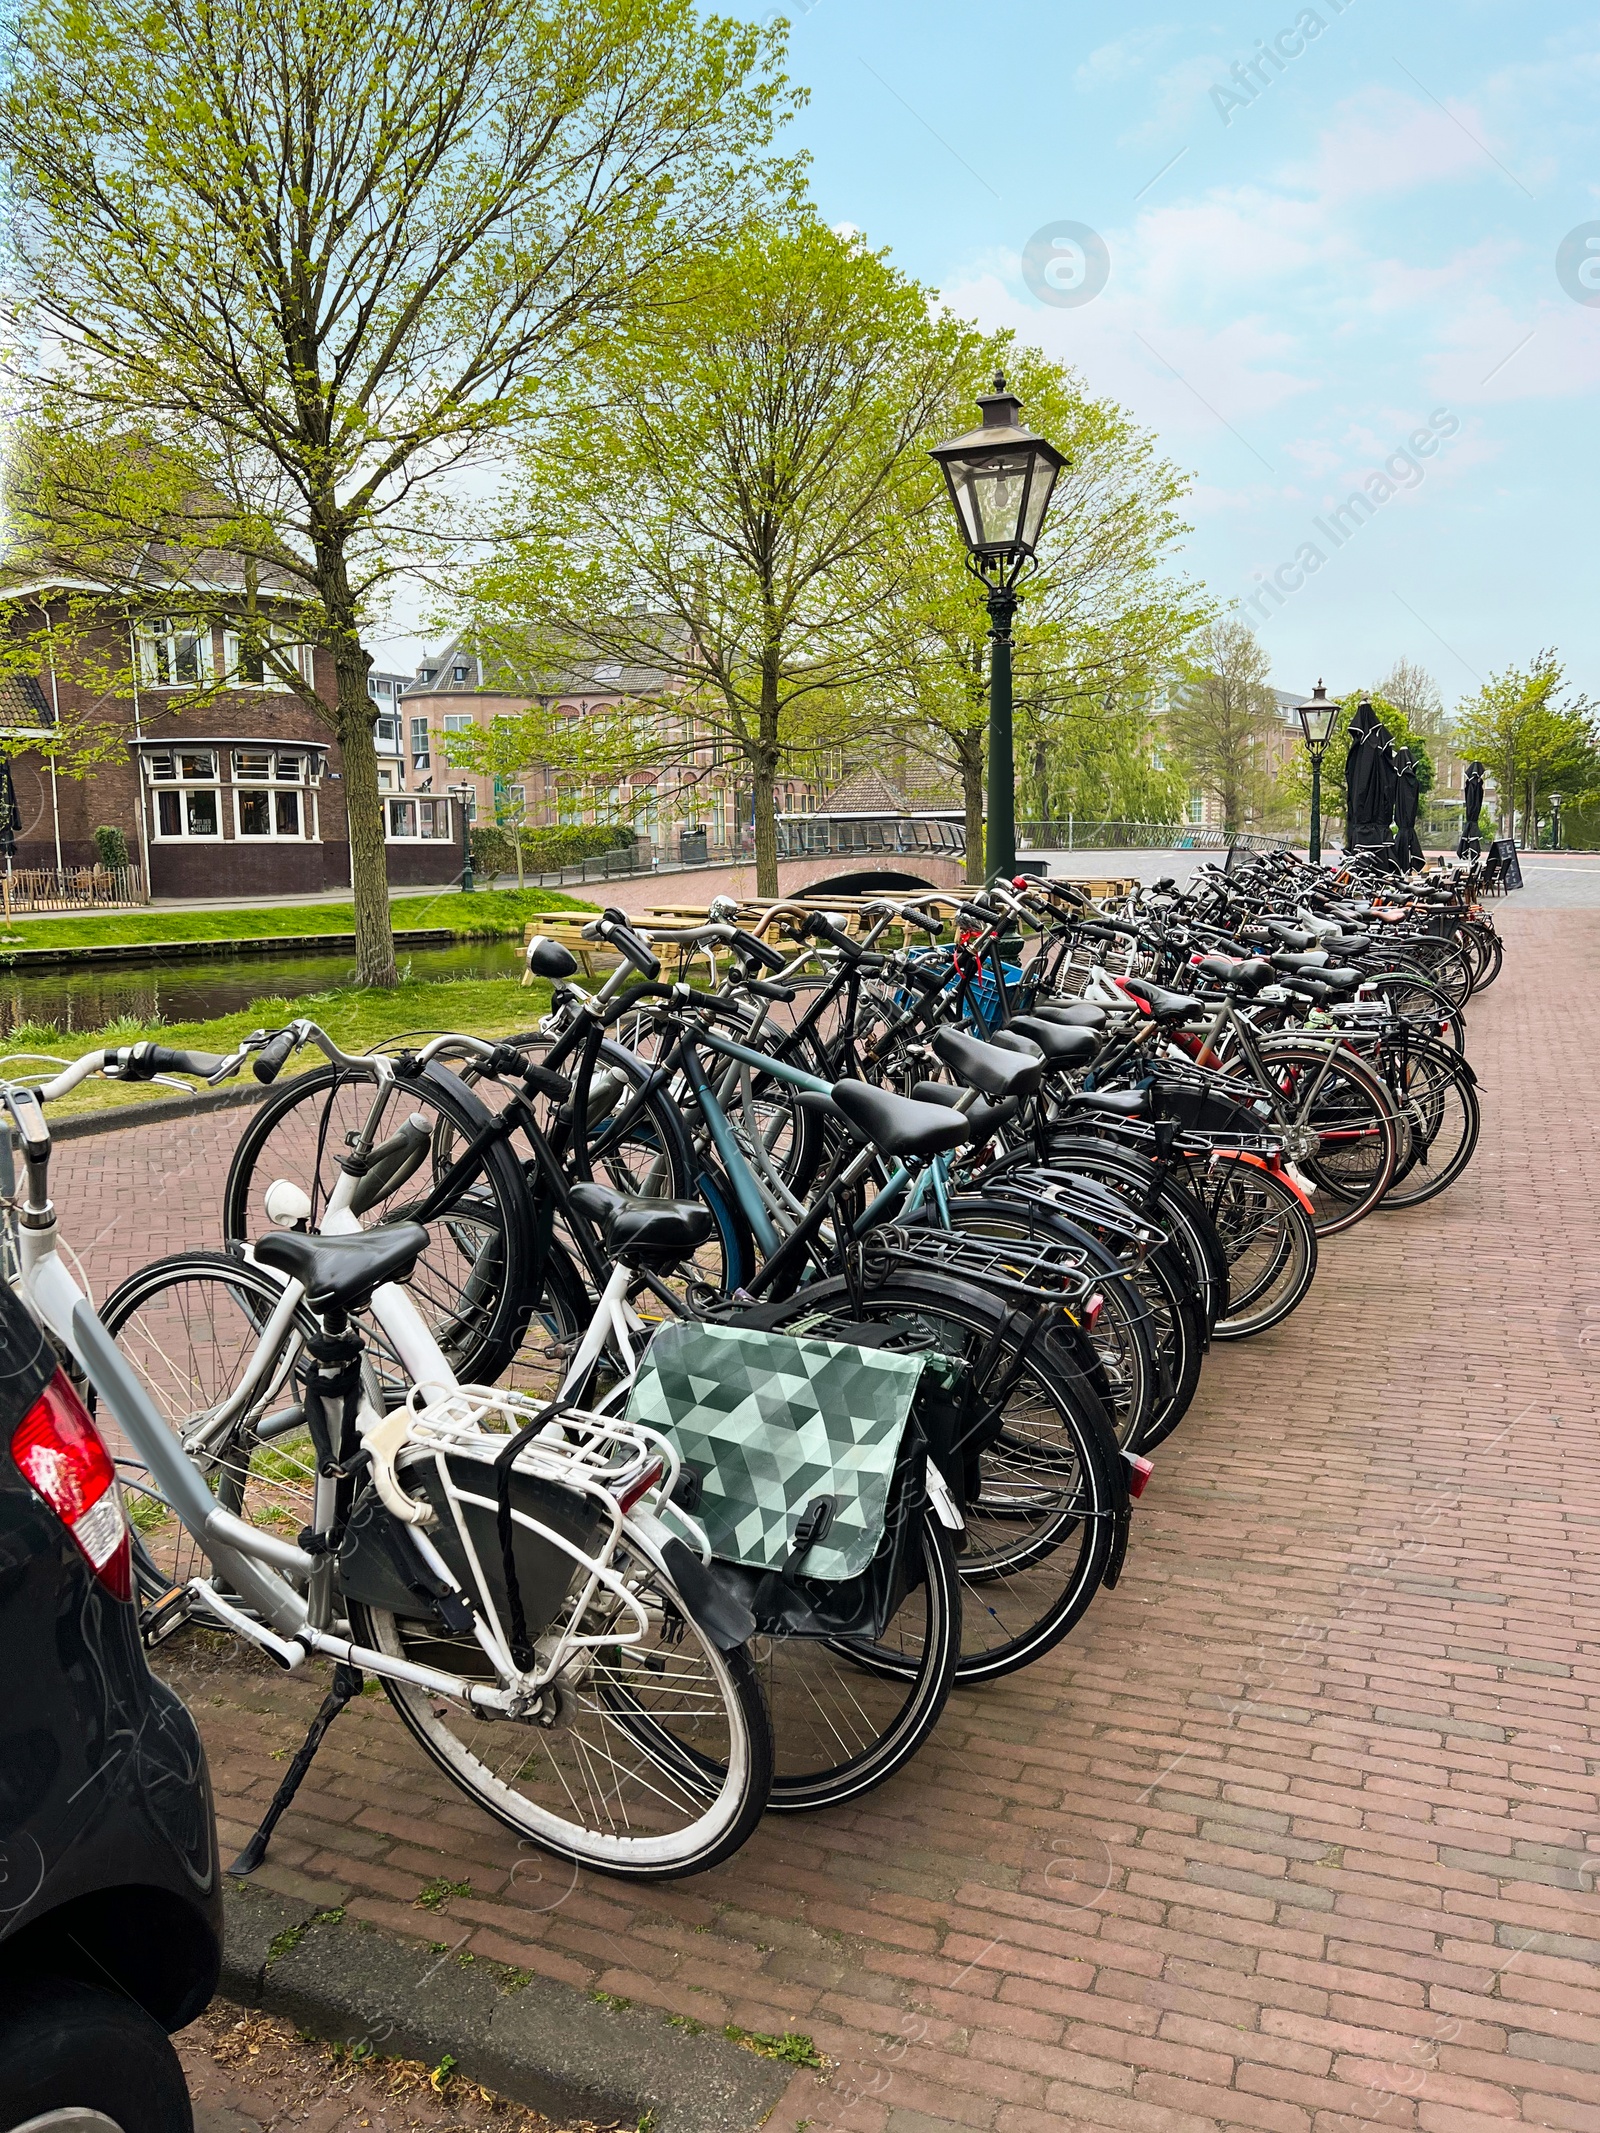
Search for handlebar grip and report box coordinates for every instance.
[729,927,787,973]
[804,913,858,955]
[955,903,998,930]
[118,1043,233,1081]
[252,1029,299,1084]
[600,920,661,980]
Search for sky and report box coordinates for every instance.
[396,2,1600,712]
[732,0,1600,709]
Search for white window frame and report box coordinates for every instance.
[233,786,314,842]
[221,620,313,689]
[152,784,224,841]
[385,795,454,843]
[441,713,473,734]
[136,619,215,690]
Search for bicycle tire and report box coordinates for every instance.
[348,1557,773,1880]
[756,1506,961,1811]
[1194,1157,1319,1339]
[1249,1039,1401,1236]
[1375,1039,1481,1208]
[741,1273,1125,1684]
[95,1251,322,1640]
[222,1060,536,1387]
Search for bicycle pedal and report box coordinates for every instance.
[141,1584,194,1647]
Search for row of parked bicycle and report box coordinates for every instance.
[0,846,1501,1884]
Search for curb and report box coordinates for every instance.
[220,1884,795,2133]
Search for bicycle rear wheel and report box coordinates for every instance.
[745,1275,1125,1683]
[1251,1040,1401,1235]
[1194,1157,1320,1340]
[755,1506,961,1811]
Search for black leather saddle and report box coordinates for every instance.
[931,1026,1044,1101]
[1006,1015,1100,1066]
[1116,977,1203,1023]
[256,1222,430,1311]
[829,1081,974,1160]
[569,1182,714,1266]
[1030,1002,1110,1030]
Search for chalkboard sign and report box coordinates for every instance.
[1488,838,1524,890]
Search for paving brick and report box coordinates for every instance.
[66,903,1595,2133]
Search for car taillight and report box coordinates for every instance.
[11,1372,131,1602]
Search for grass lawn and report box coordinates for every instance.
[0,886,595,954]
[4,973,556,1121]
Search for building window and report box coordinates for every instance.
[594,663,623,682]
[235,788,304,839]
[137,620,214,689]
[155,787,221,838]
[222,621,310,687]
[146,749,218,783]
[386,796,453,841]
[375,715,400,753]
[441,713,473,734]
[378,767,395,792]
[451,664,469,683]
[409,715,430,771]
[418,668,436,684]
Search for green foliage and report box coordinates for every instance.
[92,825,130,870]
[468,822,633,880]
[723,2025,828,2068]
[414,1877,473,1911]
[1451,650,1598,836]
[4,0,799,977]
[461,217,976,893]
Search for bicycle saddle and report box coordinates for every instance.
[568,1182,714,1266]
[931,1026,1045,1101]
[1028,1001,1109,1031]
[1115,977,1203,1022]
[255,1222,430,1310]
[1268,950,1331,973]
[1006,1015,1100,1067]
[1191,954,1275,995]
[828,1081,975,1159]
[1064,1087,1150,1118]
[910,1082,1018,1137]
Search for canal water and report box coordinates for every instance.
[0,938,527,1035]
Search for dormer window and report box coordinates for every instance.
[452,664,469,682]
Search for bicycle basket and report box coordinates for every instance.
[625,1320,924,1582]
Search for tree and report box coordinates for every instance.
[462,219,973,897]
[862,338,1205,879]
[1165,620,1280,833]
[1374,658,1446,739]
[1452,652,1598,842]
[2,0,796,979]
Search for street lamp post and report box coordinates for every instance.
[930,374,1067,883]
[451,783,475,892]
[1295,680,1341,866]
[1550,793,1563,851]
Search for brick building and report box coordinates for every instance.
[0,577,460,898]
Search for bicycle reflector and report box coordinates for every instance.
[11,1372,132,1601]
[1123,1451,1154,1500]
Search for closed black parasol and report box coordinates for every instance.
[1344,701,1392,849]
[1392,748,1424,869]
[0,757,19,861]
[1458,761,1485,856]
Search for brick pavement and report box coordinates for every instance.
[60,904,1600,2133]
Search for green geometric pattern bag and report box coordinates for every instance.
[624,1320,925,1582]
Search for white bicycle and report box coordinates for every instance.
[0,1035,773,1881]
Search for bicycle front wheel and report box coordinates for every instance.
[96,1252,319,1639]
[223,1061,535,1387]
[1197,1158,1320,1340]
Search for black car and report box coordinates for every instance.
[0,1276,220,2133]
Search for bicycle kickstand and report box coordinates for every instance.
[228,1661,364,1877]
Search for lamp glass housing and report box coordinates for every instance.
[1297,684,1339,751]
[930,378,1066,562]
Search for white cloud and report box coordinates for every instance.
[1289,86,1517,204]
[1073,26,1180,92]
